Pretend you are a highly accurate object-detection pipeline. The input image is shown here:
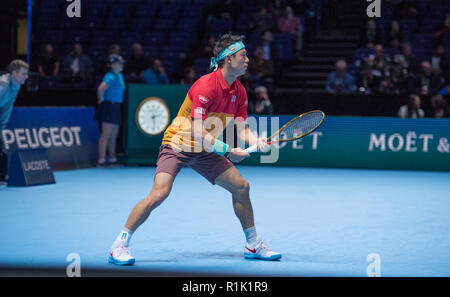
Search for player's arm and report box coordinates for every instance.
[191,118,249,163]
[236,122,269,152]
[234,91,269,153]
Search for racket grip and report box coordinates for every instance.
[243,145,258,154]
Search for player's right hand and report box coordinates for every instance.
[227,148,250,163]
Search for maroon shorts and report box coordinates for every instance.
[155,144,234,185]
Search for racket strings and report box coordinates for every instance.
[281,112,324,140]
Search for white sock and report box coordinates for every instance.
[113,228,133,248]
[243,226,259,246]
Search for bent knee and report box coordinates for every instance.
[145,187,171,206]
[233,180,250,196]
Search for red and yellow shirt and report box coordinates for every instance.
[162,69,248,152]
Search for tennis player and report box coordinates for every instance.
[108,34,281,265]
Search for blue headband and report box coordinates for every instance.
[210,41,246,71]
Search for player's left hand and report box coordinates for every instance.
[257,137,270,153]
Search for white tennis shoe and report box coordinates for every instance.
[244,239,282,261]
[108,245,135,265]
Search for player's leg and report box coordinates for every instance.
[107,123,119,163]
[214,166,254,229]
[215,166,282,261]
[109,172,174,265]
[125,172,174,231]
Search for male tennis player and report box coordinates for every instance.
[108,34,281,265]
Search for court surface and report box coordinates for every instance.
[1,165,450,276]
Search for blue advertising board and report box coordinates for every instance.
[2,107,100,169]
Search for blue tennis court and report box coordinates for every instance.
[1,165,449,276]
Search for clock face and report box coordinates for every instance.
[136,97,170,136]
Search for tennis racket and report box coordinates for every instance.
[243,110,326,153]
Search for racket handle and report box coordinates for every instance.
[243,145,258,154]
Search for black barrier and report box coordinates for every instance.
[7,149,55,186]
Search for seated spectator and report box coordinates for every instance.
[108,44,121,57]
[431,94,450,118]
[102,44,121,74]
[386,61,408,95]
[408,61,443,96]
[247,46,275,89]
[398,94,424,119]
[395,42,418,75]
[356,63,381,95]
[37,43,60,76]
[124,43,149,77]
[430,44,447,75]
[259,30,278,64]
[325,59,356,94]
[197,34,216,58]
[180,66,196,85]
[250,7,274,34]
[61,43,94,85]
[359,20,382,48]
[248,86,274,114]
[142,59,170,84]
[433,13,450,43]
[385,20,404,49]
[277,6,303,52]
[367,44,390,77]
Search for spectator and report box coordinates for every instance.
[398,94,424,118]
[277,6,303,52]
[431,94,450,118]
[325,59,356,94]
[356,63,380,95]
[385,20,404,48]
[367,44,391,77]
[198,34,216,58]
[124,43,149,77]
[61,43,94,86]
[383,61,408,95]
[359,20,382,48]
[94,55,126,167]
[408,61,443,96]
[430,44,447,75]
[259,30,278,63]
[180,66,196,85]
[102,44,121,74]
[37,43,60,76]
[142,59,170,84]
[248,46,275,89]
[248,86,274,114]
[433,13,450,43]
[250,7,274,34]
[0,60,29,183]
[395,42,418,75]
[108,44,121,57]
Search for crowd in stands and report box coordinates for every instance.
[31,0,318,115]
[326,0,450,118]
